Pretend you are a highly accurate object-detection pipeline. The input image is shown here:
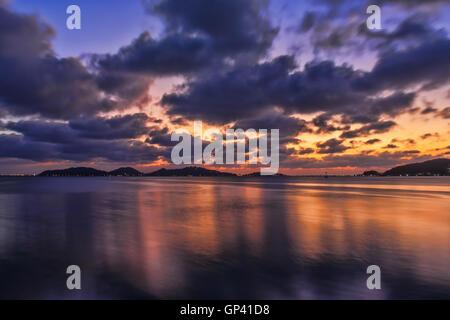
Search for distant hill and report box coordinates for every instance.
[39,167,108,177]
[383,158,450,176]
[108,167,143,176]
[39,167,142,177]
[242,172,287,177]
[362,170,381,176]
[146,166,236,177]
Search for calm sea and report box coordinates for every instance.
[0,176,448,299]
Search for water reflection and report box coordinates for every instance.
[0,177,448,299]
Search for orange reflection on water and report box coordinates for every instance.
[286,185,450,285]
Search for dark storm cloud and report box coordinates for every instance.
[316,138,350,154]
[233,110,310,143]
[359,15,446,49]
[162,56,298,122]
[301,0,447,63]
[2,113,154,143]
[162,57,371,123]
[145,127,173,147]
[54,139,167,163]
[2,120,75,144]
[341,92,416,124]
[0,118,172,163]
[95,0,277,77]
[147,0,277,62]
[312,113,350,134]
[367,92,416,118]
[353,38,450,92]
[340,120,397,138]
[95,71,152,106]
[0,5,147,119]
[313,23,357,51]
[0,53,115,119]
[69,113,152,140]
[299,12,317,32]
[163,54,417,125]
[0,113,175,163]
[93,33,217,76]
[0,134,59,162]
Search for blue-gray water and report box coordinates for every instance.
[0,176,448,299]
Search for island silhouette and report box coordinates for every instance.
[33,158,450,177]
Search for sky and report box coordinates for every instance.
[0,0,449,175]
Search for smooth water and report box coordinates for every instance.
[0,176,448,299]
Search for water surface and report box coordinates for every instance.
[0,176,448,299]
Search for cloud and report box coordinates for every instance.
[312,113,350,133]
[359,15,446,50]
[299,12,317,32]
[145,127,173,147]
[352,38,450,92]
[163,51,418,125]
[420,132,439,139]
[162,56,300,122]
[421,106,438,114]
[316,138,350,154]
[94,0,277,77]
[376,0,450,7]
[365,138,381,145]
[162,56,383,123]
[69,113,153,140]
[343,92,416,124]
[233,110,310,144]
[147,0,277,62]
[2,113,155,143]
[340,120,397,138]
[0,134,59,162]
[3,120,75,144]
[437,107,450,119]
[0,1,448,172]
[0,131,169,164]
[0,6,146,119]
[298,148,315,155]
[0,114,172,163]
[391,138,416,145]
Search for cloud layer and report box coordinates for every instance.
[0,0,449,172]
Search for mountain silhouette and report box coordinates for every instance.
[383,158,449,176]
[108,167,143,176]
[146,167,236,177]
[362,170,381,176]
[39,167,142,177]
[35,159,450,177]
[38,167,108,176]
[38,166,236,177]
